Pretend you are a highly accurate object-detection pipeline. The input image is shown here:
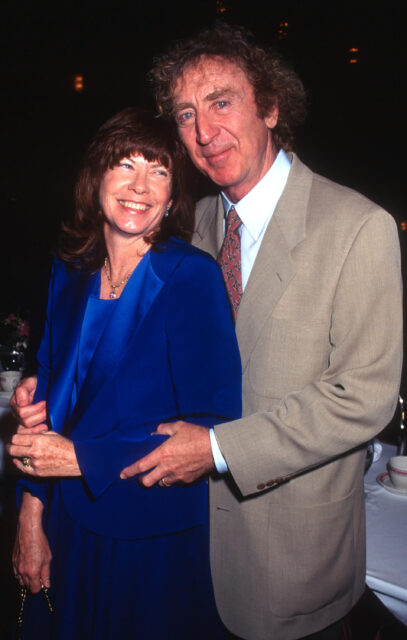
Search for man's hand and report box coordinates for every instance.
[120,421,215,487]
[8,431,81,477]
[10,376,48,433]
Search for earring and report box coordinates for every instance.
[164,209,169,218]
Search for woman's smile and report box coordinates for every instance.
[100,154,172,238]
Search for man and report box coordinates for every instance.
[13,23,402,640]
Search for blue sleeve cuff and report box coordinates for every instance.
[209,427,229,474]
[16,478,49,509]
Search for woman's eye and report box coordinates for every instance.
[119,162,133,170]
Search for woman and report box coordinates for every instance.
[8,108,241,639]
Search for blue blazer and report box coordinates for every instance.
[21,239,241,539]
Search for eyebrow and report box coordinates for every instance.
[173,87,238,112]
[150,161,172,172]
[205,87,235,101]
[123,157,171,170]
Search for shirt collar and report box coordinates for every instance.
[221,149,292,242]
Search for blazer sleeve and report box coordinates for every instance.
[215,208,403,496]
[165,254,242,425]
[73,253,242,499]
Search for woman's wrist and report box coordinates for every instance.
[19,491,44,526]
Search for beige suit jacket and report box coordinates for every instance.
[192,154,403,640]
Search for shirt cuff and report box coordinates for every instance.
[209,427,229,474]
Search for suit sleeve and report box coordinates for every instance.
[74,254,242,499]
[215,208,403,496]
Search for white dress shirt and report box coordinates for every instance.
[210,150,292,472]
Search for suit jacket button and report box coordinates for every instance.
[257,482,266,490]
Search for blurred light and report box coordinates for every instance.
[74,74,84,92]
[278,21,289,39]
[401,222,407,231]
[348,47,359,64]
[216,0,227,13]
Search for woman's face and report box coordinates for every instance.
[99,154,173,240]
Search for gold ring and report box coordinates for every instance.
[22,457,32,469]
[160,477,170,488]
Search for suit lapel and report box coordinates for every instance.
[193,195,225,258]
[193,155,313,371]
[237,155,312,369]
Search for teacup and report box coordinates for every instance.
[388,456,407,491]
[0,370,22,393]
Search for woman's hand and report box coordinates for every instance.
[8,432,81,477]
[13,493,52,594]
[10,376,48,432]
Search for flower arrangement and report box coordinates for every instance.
[0,313,30,370]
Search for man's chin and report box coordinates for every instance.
[201,165,239,190]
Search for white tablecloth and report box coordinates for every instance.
[365,441,407,624]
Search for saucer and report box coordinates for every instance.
[377,472,407,496]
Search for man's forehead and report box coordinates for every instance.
[172,55,250,101]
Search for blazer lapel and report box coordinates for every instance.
[71,252,164,425]
[48,268,97,433]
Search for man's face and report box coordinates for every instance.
[172,56,278,202]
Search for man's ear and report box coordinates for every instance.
[265,103,279,129]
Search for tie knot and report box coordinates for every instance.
[226,207,242,233]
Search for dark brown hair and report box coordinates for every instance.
[59,107,195,270]
[150,22,306,151]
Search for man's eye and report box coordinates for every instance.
[216,100,229,109]
[177,111,195,126]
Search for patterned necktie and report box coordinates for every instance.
[217,206,243,322]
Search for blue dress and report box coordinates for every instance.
[17,241,241,639]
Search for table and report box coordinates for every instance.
[365,441,407,625]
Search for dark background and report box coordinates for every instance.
[1,1,406,635]
[2,0,406,316]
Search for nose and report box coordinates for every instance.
[195,112,219,145]
[129,169,149,193]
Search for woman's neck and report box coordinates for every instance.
[100,232,150,300]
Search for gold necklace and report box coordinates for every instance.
[104,257,133,299]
